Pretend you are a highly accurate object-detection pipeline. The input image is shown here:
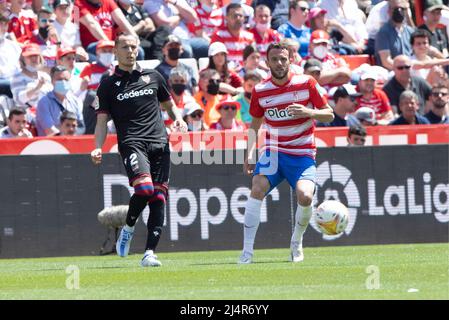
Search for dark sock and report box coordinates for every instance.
[126,194,150,227]
[145,200,165,251]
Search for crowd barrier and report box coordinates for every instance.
[0,124,448,155]
[0,144,447,258]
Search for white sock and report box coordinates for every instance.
[291,204,313,246]
[123,224,135,232]
[144,249,154,256]
[243,197,263,254]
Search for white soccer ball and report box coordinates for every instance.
[314,200,349,236]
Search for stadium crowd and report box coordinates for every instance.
[0,0,448,140]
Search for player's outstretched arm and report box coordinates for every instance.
[91,113,109,165]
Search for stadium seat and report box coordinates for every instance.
[198,57,209,72]
[341,55,373,70]
[139,59,161,69]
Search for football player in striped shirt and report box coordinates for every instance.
[239,42,334,264]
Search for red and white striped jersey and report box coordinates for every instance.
[250,74,328,159]
[355,88,392,119]
[210,28,255,64]
[249,27,282,58]
[189,5,224,37]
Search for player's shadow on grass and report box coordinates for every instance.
[32,266,130,272]
[189,260,292,266]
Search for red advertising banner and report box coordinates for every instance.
[0,125,448,155]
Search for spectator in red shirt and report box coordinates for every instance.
[210,3,255,65]
[209,99,245,131]
[207,41,243,96]
[356,68,395,125]
[304,30,351,88]
[27,7,60,72]
[190,0,224,43]
[75,0,137,60]
[249,4,282,59]
[8,0,38,43]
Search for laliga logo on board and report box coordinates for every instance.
[310,161,360,240]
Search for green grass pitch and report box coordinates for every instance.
[1,243,448,300]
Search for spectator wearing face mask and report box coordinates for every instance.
[375,0,415,71]
[79,40,115,91]
[234,71,262,125]
[303,30,352,89]
[194,68,223,127]
[163,67,196,128]
[155,35,198,95]
[249,4,282,59]
[182,100,206,132]
[27,6,60,72]
[11,43,53,132]
[36,65,84,136]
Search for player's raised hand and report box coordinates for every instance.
[91,148,102,165]
[244,158,255,176]
[172,119,188,133]
[287,104,313,118]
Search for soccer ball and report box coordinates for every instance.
[314,200,349,235]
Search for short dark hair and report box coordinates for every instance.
[114,32,140,47]
[60,110,77,123]
[226,3,242,16]
[244,71,262,83]
[432,83,449,92]
[410,29,432,46]
[8,108,27,120]
[243,44,258,61]
[348,125,367,138]
[50,65,68,79]
[288,0,303,19]
[266,43,289,59]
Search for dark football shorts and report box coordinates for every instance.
[119,141,170,188]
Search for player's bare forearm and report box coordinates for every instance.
[161,100,182,122]
[94,114,109,149]
[288,103,334,123]
[310,105,335,123]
